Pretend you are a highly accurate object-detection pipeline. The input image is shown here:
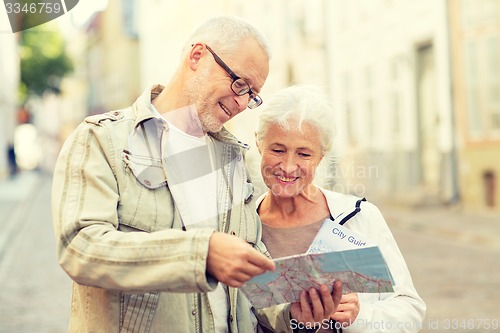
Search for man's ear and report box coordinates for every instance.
[188,43,204,70]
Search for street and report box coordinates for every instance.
[0,172,71,333]
[0,173,499,332]
[383,206,500,333]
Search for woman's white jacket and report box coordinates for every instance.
[256,187,426,333]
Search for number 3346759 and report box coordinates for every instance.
[5,2,62,14]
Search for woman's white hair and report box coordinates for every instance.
[256,85,336,154]
[183,16,271,58]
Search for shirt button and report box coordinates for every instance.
[144,179,151,186]
[192,309,196,315]
[229,314,234,322]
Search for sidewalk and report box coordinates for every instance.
[0,171,43,258]
[379,202,500,250]
[377,202,500,332]
[0,171,71,333]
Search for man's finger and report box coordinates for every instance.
[247,251,275,271]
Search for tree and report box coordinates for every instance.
[19,23,73,101]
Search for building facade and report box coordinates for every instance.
[328,0,458,206]
[86,0,140,115]
[449,0,500,211]
[0,34,20,179]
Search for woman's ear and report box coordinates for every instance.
[255,132,262,154]
[318,154,325,166]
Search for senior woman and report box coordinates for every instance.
[254,85,426,332]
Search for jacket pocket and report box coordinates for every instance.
[122,149,166,189]
[118,151,175,232]
[120,292,160,333]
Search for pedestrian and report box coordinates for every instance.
[52,17,340,333]
[254,85,426,332]
[7,143,17,177]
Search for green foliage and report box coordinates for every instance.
[19,23,73,100]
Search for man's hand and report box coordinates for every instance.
[331,293,360,327]
[290,280,343,328]
[206,232,275,287]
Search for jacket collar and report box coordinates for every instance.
[256,187,363,222]
[317,187,364,223]
[132,84,165,129]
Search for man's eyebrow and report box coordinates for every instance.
[238,74,253,85]
[243,77,261,93]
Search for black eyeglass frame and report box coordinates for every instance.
[203,45,263,109]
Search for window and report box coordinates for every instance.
[460,0,498,28]
[464,37,500,138]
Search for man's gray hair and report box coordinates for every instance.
[256,85,336,154]
[183,16,271,58]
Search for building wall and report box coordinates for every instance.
[459,149,500,210]
[0,34,20,179]
[58,26,90,140]
[328,0,456,204]
[87,0,141,115]
[449,0,500,211]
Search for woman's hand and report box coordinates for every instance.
[331,293,360,327]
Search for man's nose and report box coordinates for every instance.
[234,94,249,113]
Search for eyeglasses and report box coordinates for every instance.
[205,45,263,109]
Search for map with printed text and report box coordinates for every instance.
[241,246,394,309]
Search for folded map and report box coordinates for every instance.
[241,220,394,309]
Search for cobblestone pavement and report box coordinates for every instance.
[0,173,499,332]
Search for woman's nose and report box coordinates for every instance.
[280,156,298,174]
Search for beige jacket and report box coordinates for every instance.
[52,86,296,333]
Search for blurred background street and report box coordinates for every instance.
[1,0,500,332]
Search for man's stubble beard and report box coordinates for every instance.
[184,70,224,133]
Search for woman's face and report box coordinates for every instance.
[258,122,324,198]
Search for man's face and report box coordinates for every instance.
[187,38,269,133]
